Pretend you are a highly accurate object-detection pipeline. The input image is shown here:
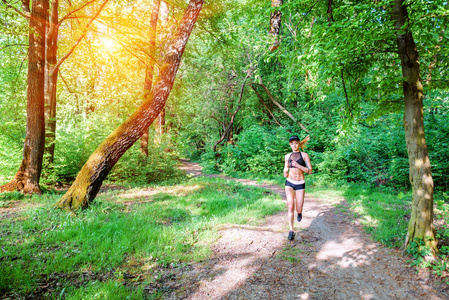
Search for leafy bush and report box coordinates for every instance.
[213,126,292,176]
[425,109,449,192]
[51,122,92,183]
[200,150,221,174]
[108,140,183,184]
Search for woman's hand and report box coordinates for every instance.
[292,161,309,173]
[292,161,301,168]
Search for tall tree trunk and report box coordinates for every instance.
[0,0,49,195]
[56,0,204,210]
[141,0,161,157]
[44,0,59,167]
[269,0,282,52]
[43,0,108,164]
[392,0,437,252]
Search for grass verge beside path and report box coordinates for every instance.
[0,177,284,299]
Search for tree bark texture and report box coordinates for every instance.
[269,0,282,52]
[44,0,59,166]
[0,0,48,195]
[56,0,204,210]
[141,0,161,157]
[393,0,437,251]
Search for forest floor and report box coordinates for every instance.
[166,160,449,299]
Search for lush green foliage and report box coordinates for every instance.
[108,138,184,184]
[0,177,284,298]
[198,95,448,192]
[174,0,449,193]
[1,0,448,289]
[1,0,447,191]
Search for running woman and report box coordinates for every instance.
[284,135,312,240]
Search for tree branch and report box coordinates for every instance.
[58,70,74,93]
[297,0,320,25]
[1,0,30,18]
[341,68,353,117]
[90,29,150,66]
[257,82,309,133]
[250,84,283,127]
[0,44,27,51]
[197,21,226,44]
[58,0,97,24]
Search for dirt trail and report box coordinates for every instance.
[170,160,448,299]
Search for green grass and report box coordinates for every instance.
[0,177,284,299]
[277,246,303,263]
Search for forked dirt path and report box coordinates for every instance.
[170,160,448,299]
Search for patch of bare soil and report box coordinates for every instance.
[161,160,449,299]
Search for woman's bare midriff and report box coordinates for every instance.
[288,168,305,181]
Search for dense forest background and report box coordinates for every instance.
[1,0,447,193]
[0,1,449,195]
[1,0,449,296]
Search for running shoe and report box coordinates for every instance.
[288,230,295,240]
[297,213,302,222]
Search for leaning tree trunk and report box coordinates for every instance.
[393,0,437,252]
[0,0,48,195]
[56,0,204,210]
[140,0,161,157]
[44,0,59,167]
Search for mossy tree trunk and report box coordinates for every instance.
[393,0,437,251]
[56,0,204,210]
[0,0,48,195]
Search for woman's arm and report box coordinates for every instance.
[303,153,312,174]
[283,154,289,177]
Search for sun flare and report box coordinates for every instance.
[99,36,118,51]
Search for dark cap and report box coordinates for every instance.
[289,135,300,142]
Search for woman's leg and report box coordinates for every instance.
[295,189,305,216]
[285,186,296,231]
